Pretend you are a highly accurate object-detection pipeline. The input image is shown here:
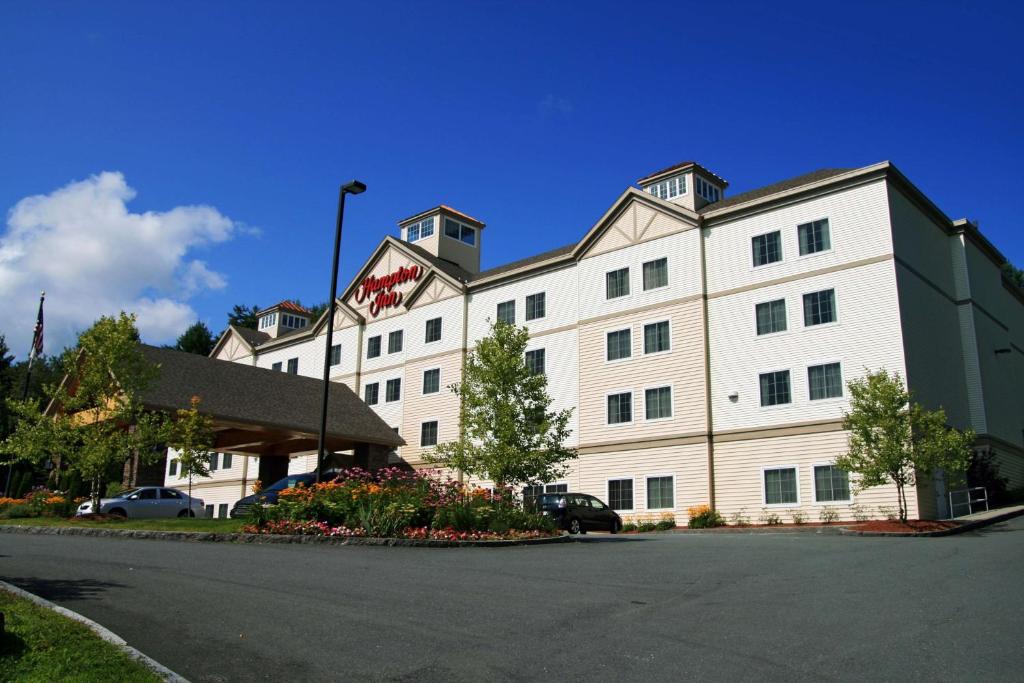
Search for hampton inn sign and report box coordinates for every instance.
[354,264,424,317]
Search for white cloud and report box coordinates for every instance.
[0,172,242,357]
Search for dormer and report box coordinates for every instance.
[637,161,729,211]
[398,205,485,274]
[256,300,312,339]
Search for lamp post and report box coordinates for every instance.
[316,180,366,483]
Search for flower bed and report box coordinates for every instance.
[0,488,79,519]
[241,467,558,540]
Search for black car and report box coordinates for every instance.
[533,492,622,534]
[230,471,336,518]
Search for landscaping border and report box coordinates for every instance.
[839,506,1024,537]
[0,579,188,683]
[0,524,571,548]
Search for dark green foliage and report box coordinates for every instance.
[687,508,725,529]
[655,519,676,531]
[621,522,637,532]
[174,321,215,356]
[1002,262,1024,288]
[228,304,260,329]
[14,470,33,498]
[966,450,1010,506]
[304,301,329,323]
[1,504,33,518]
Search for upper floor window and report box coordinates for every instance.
[643,258,668,291]
[444,218,476,246]
[752,231,782,267]
[696,176,721,203]
[385,378,402,402]
[798,218,831,255]
[281,313,307,330]
[803,289,836,326]
[643,321,670,354]
[364,382,379,406]
[497,300,516,325]
[329,344,341,366]
[607,392,633,425]
[420,420,439,447]
[367,335,381,359]
[808,362,843,400]
[645,386,673,420]
[271,361,282,372]
[259,312,277,330]
[388,330,404,354]
[422,368,440,394]
[525,292,546,321]
[425,317,442,343]
[606,267,630,299]
[755,299,787,335]
[606,328,632,361]
[407,216,435,243]
[646,175,687,200]
[759,370,792,407]
[525,348,546,376]
[286,358,298,375]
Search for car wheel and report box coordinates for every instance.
[610,520,621,534]
[177,510,195,518]
[109,508,127,518]
[568,517,583,535]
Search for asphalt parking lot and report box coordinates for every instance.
[3,519,1023,682]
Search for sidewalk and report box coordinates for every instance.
[956,503,1024,523]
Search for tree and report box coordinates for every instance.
[304,301,329,323]
[175,321,215,356]
[1003,262,1024,289]
[835,369,975,523]
[166,395,214,513]
[0,335,14,439]
[422,320,576,494]
[228,304,261,329]
[2,313,167,509]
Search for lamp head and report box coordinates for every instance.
[342,180,367,195]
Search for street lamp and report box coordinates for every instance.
[316,179,366,483]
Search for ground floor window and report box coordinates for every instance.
[218,503,228,518]
[646,476,674,509]
[814,465,850,502]
[608,478,634,511]
[521,482,567,507]
[764,467,798,505]
[205,504,214,517]
[168,459,178,476]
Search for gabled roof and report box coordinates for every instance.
[209,324,269,359]
[571,187,700,260]
[257,300,311,316]
[637,161,729,187]
[398,204,486,228]
[340,236,469,305]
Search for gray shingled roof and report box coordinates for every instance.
[471,243,576,281]
[139,345,403,448]
[402,241,476,283]
[233,326,271,347]
[699,168,853,213]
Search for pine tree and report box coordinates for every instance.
[175,321,216,356]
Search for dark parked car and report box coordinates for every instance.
[230,471,338,518]
[532,492,622,534]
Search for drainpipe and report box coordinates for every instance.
[699,221,716,510]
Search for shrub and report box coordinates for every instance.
[758,509,782,526]
[851,503,870,522]
[818,506,839,523]
[2,504,33,519]
[791,509,806,525]
[621,522,637,532]
[878,505,898,522]
[687,504,725,529]
[655,515,676,531]
[730,508,749,526]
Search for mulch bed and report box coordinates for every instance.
[844,519,960,533]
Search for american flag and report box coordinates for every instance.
[28,291,44,365]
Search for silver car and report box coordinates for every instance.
[76,486,207,519]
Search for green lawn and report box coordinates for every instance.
[0,590,162,682]
[0,517,245,532]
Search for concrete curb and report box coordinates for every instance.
[0,524,571,548]
[0,579,189,682]
[838,506,1024,537]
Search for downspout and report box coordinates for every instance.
[699,220,716,510]
[457,284,470,484]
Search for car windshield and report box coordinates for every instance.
[535,494,566,509]
[265,475,313,492]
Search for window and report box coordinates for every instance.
[422,368,440,394]
[606,267,630,299]
[808,363,843,400]
[645,174,687,200]
[643,258,668,290]
[420,420,438,447]
[752,231,782,267]
[271,362,282,372]
[759,370,792,406]
[645,386,673,420]
[281,313,307,329]
[814,465,851,502]
[168,459,178,476]
[329,344,341,366]
[803,289,836,326]
[764,467,798,505]
[496,300,515,325]
[798,218,831,255]
[221,453,232,469]
[425,317,442,343]
[208,453,218,471]
[259,312,277,329]
[643,321,670,354]
[696,176,721,203]
[367,335,381,359]
[444,217,476,246]
[364,382,379,406]
[608,479,634,511]
[205,504,214,517]
[647,476,674,509]
[160,488,181,499]
[386,378,402,402]
[218,503,228,519]
[606,328,632,361]
[286,358,298,374]
[525,348,546,376]
[607,392,633,424]
[525,292,546,321]
[388,330,404,354]
[755,299,787,335]
[407,216,435,243]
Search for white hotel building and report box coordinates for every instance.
[168,160,1024,522]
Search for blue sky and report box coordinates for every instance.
[2,1,1022,355]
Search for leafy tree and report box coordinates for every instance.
[0,335,14,439]
[835,369,975,523]
[166,395,214,512]
[175,321,215,356]
[1003,262,1024,289]
[228,304,261,329]
[422,320,576,493]
[304,301,329,323]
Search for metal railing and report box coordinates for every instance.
[948,486,989,518]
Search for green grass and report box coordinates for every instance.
[0,590,162,682]
[0,517,245,532]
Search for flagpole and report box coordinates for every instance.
[4,291,45,497]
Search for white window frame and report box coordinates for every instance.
[605,389,634,427]
[419,418,440,448]
[606,476,636,512]
[644,473,676,511]
[761,464,801,507]
[525,292,546,321]
[801,288,840,329]
[642,384,674,422]
[753,297,789,339]
[329,343,342,366]
[387,329,404,354]
[364,382,380,406]
[641,318,672,356]
[806,359,845,403]
[407,216,435,243]
[422,367,441,395]
[385,377,402,403]
[750,230,784,270]
[604,325,633,364]
[366,335,382,359]
[604,266,632,301]
[641,257,670,292]
[757,366,793,409]
[811,462,852,505]
[424,317,442,345]
[796,217,833,260]
[524,347,546,376]
[443,217,477,247]
[496,300,516,325]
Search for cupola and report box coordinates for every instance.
[637,161,729,211]
[397,205,485,274]
[256,300,312,339]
